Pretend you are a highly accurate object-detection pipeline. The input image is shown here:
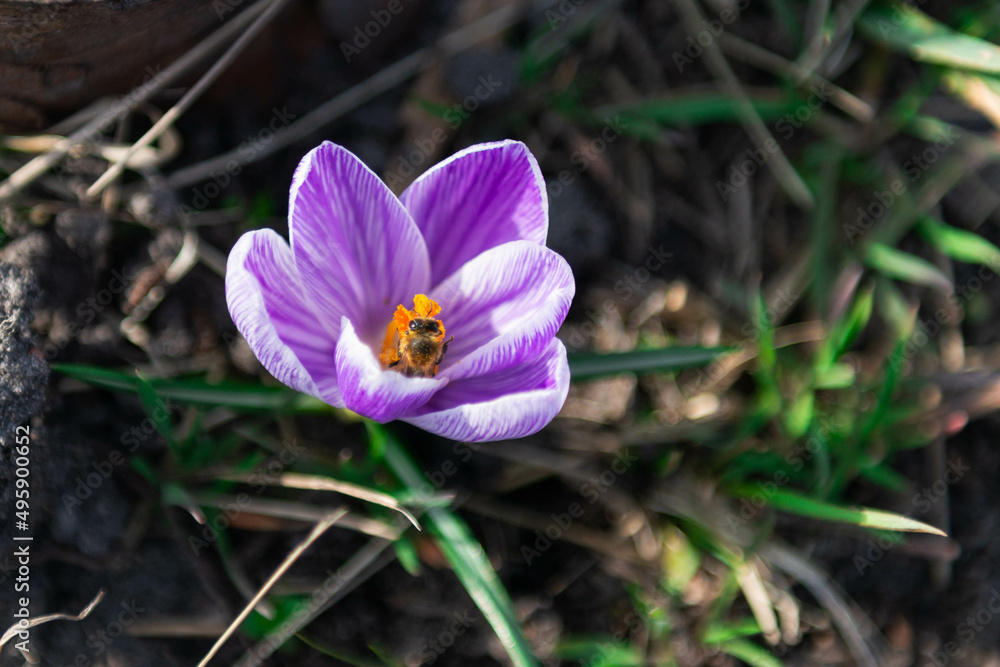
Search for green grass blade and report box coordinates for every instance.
[750,291,781,415]
[873,278,914,339]
[727,485,946,535]
[813,362,856,389]
[567,346,730,380]
[825,285,874,364]
[783,390,814,440]
[808,143,842,315]
[917,216,1000,268]
[715,638,785,667]
[858,5,1000,74]
[374,423,539,667]
[393,537,422,577]
[857,336,907,448]
[702,618,763,643]
[864,242,953,293]
[51,363,328,412]
[555,638,643,665]
[135,371,178,452]
[662,526,701,597]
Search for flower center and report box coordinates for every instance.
[380,294,452,378]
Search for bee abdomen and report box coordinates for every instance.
[409,338,439,364]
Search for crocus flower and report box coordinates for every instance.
[226,140,574,442]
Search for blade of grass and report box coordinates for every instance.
[702,617,764,643]
[822,285,874,366]
[857,336,907,448]
[715,638,786,667]
[864,242,954,293]
[393,536,422,577]
[783,390,815,440]
[567,346,730,380]
[857,5,1000,74]
[750,291,781,415]
[373,423,539,667]
[135,370,178,449]
[662,525,701,596]
[727,484,946,535]
[917,215,1000,268]
[942,70,1000,130]
[806,142,842,315]
[555,638,643,665]
[873,277,914,340]
[813,362,856,389]
[52,363,328,412]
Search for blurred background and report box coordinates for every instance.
[3,0,1000,665]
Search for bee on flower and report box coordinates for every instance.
[380,293,453,378]
[226,140,574,442]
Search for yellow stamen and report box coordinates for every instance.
[379,319,401,367]
[413,294,441,319]
[379,294,445,369]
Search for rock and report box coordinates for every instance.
[55,208,110,259]
[0,263,48,448]
[0,264,49,555]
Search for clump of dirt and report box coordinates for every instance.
[0,264,49,552]
[0,263,47,447]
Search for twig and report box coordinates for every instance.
[794,0,873,78]
[232,529,403,666]
[0,0,271,201]
[736,560,780,645]
[0,589,105,646]
[718,33,874,122]
[671,0,815,209]
[166,1,547,190]
[86,0,292,197]
[217,470,422,528]
[800,0,833,72]
[196,508,347,667]
[761,542,885,667]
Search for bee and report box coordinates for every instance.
[389,316,454,378]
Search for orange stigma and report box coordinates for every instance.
[379,294,446,368]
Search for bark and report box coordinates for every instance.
[0,0,242,131]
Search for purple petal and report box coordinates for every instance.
[289,142,431,343]
[226,230,342,406]
[401,140,548,285]
[431,240,574,382]
[335,317,446,422]
[403,339,569,442]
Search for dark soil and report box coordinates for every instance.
[2,1,1000,666]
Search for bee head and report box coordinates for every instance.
[408,318,441,335]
